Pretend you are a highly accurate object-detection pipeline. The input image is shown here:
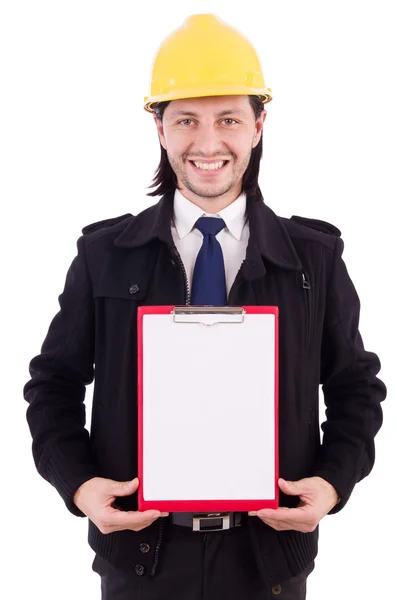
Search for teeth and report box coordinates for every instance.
[193,161,225,170]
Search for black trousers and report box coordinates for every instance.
[92,521,314,600]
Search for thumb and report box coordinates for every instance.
[278,477,306,496]
[112,477,139,497]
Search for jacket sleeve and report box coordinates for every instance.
[23,234,99,517]
[315,236,386,513]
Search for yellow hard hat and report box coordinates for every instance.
[144,14,272,113]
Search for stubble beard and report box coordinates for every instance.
[169,151,252,200]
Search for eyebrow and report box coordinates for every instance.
[170,108,246,118]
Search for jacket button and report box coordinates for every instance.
[272,584,281,595]
[135,564,145,576]
[129,284,140,295]
[139,543,151,554]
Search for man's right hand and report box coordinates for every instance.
[73,477,169,533]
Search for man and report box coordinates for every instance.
[24,13,386,600]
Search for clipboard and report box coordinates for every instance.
[137,305,279,512]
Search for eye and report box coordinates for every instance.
[177,118,238,126]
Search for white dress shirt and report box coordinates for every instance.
[171,188,250,296]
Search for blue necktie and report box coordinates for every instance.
[191,217,227,306]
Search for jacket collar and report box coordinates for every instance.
[114,189,302,279]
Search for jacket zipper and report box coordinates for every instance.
[150,517,165,577]
[302,272,311,355]
[171,246,191,305]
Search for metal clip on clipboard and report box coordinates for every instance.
[171,306,246,327]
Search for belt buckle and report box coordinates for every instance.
[192,512,231,532]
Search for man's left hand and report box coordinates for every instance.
[248,476,339,532]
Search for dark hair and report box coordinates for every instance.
[146,95,265,201]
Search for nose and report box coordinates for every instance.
[192,122,225,157]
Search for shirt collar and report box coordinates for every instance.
[113,188,303,274]
[172,188,247,240]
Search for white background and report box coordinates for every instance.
[1,1,395,598]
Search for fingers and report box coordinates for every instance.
[249,506,319,533]
[278,477,311,496]
[111,477,140,497]
[105,477,169,533]
[247,476,338,532]
[97,508,169,534]
[88,477,169,534]
[95,506,170,534]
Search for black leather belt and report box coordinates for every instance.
[170,512,244,532]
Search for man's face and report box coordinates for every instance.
[154,95,266,205]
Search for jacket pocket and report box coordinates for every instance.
[93,279,148,302]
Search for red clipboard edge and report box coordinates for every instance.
[137,305,279,512]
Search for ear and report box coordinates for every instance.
[252,109,267,149]
[153,115,167,150]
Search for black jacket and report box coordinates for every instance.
[23,190,386,584]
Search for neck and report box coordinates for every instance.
[177,185,242,214]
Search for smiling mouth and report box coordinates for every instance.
[188,160,230,174]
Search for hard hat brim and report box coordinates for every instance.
[144,86,273,113]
